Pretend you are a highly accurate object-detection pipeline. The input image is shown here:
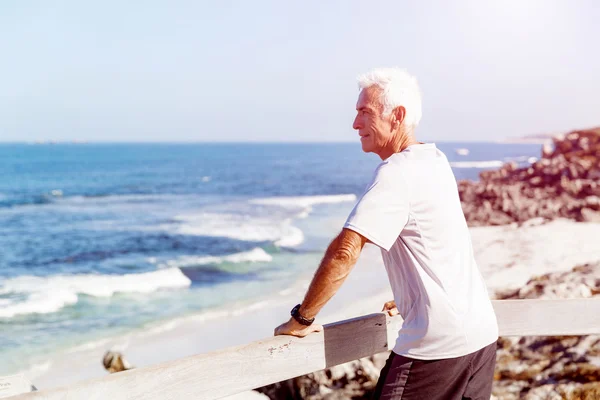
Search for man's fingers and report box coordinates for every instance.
[382,300,396,311]
[295,324,323,337]
[381,300,399,316]
[274,321,323,338]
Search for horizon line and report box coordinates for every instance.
[0,139,533,145]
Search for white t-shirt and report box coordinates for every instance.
[344,143,498,359]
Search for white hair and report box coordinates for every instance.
[357,67,422,127]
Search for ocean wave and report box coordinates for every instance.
[249,194,357,222]
[0,195,53,208]
[170,195,356,247]
[171,213,306,247]
[451,157,538,169]
[0,192,199,209]
[249,194,357,209]
[0,268,191,318]
[0,290,78,319]
[274,225,304,247]
[505,156,538,164]
[151,247,273,269]
[450,160,505,169]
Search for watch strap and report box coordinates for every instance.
[291,304,315,326]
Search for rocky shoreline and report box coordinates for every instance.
[255,128,600,399]
[492,261,600,399]
[459,127,600,226]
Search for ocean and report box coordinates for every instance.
[0,142,541,376]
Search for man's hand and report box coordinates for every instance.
[274,317,323,338]
[382,300,399,316]
[274,229,366,339]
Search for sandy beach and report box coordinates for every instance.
[24,218,600,392]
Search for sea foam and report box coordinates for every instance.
[249,194,357,208]
[152,248,273,269]
[166,195,356,248]
[172,213,306,247]
[450,160,505,169]
[0,268,191,318]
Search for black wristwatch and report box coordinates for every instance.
[290,304,315,326]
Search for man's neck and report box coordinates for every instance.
[379,130,420,160]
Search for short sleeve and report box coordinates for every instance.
[344,162,409,251]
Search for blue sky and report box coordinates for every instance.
[1,1,599,142]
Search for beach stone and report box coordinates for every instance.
[102,351,133,374]
[581,208,600,223]
[524,383,576,399]
[569,382,600,399]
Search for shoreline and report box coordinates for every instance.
[26,245,391,390]
[19,219,600,391]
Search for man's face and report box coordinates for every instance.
[352,87,393,156]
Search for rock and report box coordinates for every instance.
[569,382,600,399]
[102,351,134,374]
[459,127,600,226]
[521,217,548,228]
[523,383,577,399]
[581,208,600,223]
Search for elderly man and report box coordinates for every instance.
[274,68,498,400]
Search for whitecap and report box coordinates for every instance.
[450,161,504,169]
[0,268,191,318]
[166,195,356,248]
[151,248,273,269]
[171,212,305,247]
[274,225,305,247]
[249,194,357,209]
[0,290,78,318]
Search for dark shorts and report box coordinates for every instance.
[373,342,497,400]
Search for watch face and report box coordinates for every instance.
[290,304,313,326]
[291,304,300,316]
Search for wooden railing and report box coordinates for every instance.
[12,299,600,400]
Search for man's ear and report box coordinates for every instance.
[392,106,406,128]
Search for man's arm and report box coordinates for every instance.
[274,228,368,337]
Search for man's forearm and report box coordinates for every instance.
[298,229,366,319]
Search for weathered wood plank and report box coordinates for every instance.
[13,299,600,400]
[494,299,600,336]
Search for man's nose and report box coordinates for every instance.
[352,115,361,130]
